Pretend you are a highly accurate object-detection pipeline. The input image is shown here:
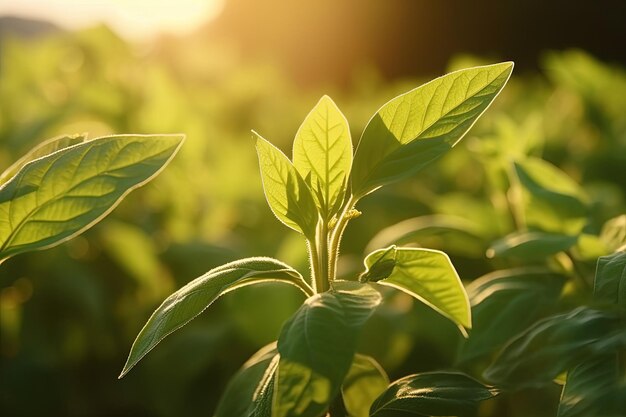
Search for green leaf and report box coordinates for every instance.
[351,62,513,198]
[254,132,318,239]
[599,215,626,252]
[458,268,566,363]
[215,342,278,417]
[293,96,352,218]
[484,307,626,388]
[514,158,588,234]
[0,133,88,185]
[594,251,626,309]
[273,281,381,417]
[0,134,184,262]
[558,354,626,417]
[486,231,578,260]
[370,371,498,417]
[120,257,312,378]
[360,245,471,334]
[341,354,389,417]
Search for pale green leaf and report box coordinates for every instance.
[486,231,578,260]
[0,133,88,185]
[351,62,513,198]
[484,307,626,388]
[215,342,278,417]
[120,257,312,378]
[254,132,318,239]
[514,158,588,234]
[360,245,471,333]
[273,281,381,417]
[370,371,498,417]
[594,251,626,309]
[293,95,352,218]
[558,354,626,417]
[600,215,626,252]
[458,268,565,363]
[0,134,184,262]
[341,354,389,417]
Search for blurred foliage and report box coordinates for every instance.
[1,26,625,416]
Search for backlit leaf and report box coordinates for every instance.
[120,257,312,378]
[0,134,184,262]
[273,281,381,417]
[293,96,352,218]
[255,132,318,239]
[486,231,578,260]
[370,371,498,417]
[341,354,389,417]
[351,62,513,198]
[361,245,471,334]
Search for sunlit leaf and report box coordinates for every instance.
[558,354,626,417]
[600,215,626,252]
[458,268,565,363]
[370,371,498,417]
[484,307,626,388]
[486,231,578,260]
[514,157,588,234]
[254,132,318,239]
[0,133,88,185]
[341,354,389,417]
[293,96,352,218]
[594,251,626,309]
[215,343,278,417]
[0,134,184,262]
[361,245,471,334]
[120,257,312,378]
[273,281,381,417]
[351,62,513,198]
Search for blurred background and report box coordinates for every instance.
[1,1,625,416]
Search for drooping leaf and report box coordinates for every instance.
[370,371,498,417]
[254,132,318,239]
[215,342,278,417]
[273,281,382,417]
[594,251,626,309]
[120,257,312,378]
[0,134,184,262]
[486,231,578,260]
[458,268,566,363]
[0,133,88,185]
[360,245,471,334]
[558,354,626,417]
[292,96,352,218]
[514,158,588,234]
[351,62,513,198]
[484,307,626,388]
[341,354,389,417]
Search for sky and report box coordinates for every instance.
[0,0,224,40]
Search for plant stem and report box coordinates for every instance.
[308,238,321,294]
[328,195,357,282]
[316,219,330,293]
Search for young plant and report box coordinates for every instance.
[0,134,184,264]
[121,63,514,416]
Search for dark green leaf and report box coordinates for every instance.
[351,62,513,198]
[120,257,312,378]
[214,342,278,417]
[254,131,318,239]
[341,354,389,417]
[594,251,626,309]
[274,281,381,417]
[361,246,471,334]
[370,371,498,417]
[458,268,566,363]
[0,134,184,262]
[484,307,625,388]
[486,231,578,260]
[558,354,626,417]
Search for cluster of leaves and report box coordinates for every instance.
[120,62,514,416]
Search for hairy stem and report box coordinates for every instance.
[328,195,357,282]
[316,219,330,293]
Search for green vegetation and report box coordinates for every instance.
[1,27,625,417]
